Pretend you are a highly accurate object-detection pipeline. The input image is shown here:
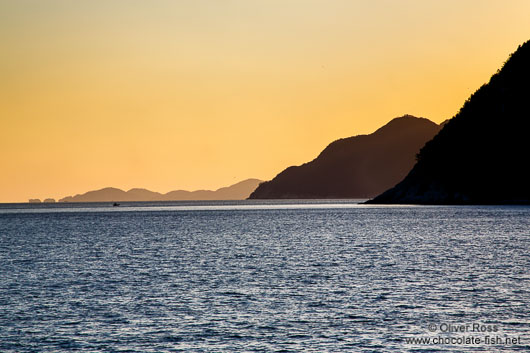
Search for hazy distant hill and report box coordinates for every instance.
[249,115,441,199]
[59,179,262,202]
[369,40,530,204]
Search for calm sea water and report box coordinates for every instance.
[0,201,529,352]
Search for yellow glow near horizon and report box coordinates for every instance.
[1,0,530,202]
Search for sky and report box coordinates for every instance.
[1,0,530,202]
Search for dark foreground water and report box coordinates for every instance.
[0,201,529,352]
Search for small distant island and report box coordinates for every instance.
[47,178,262,203]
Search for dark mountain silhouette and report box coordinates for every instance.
[249,115,441,199]
[369,40,530,204]
[58,179,262,202]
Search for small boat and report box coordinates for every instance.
[113,202,120,207]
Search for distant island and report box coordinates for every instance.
[52,179,262,203]
[249,115,441,199]
[369,40,530,204]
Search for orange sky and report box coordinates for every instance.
[1,0,530,202]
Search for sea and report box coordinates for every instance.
[0,200,529,352]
